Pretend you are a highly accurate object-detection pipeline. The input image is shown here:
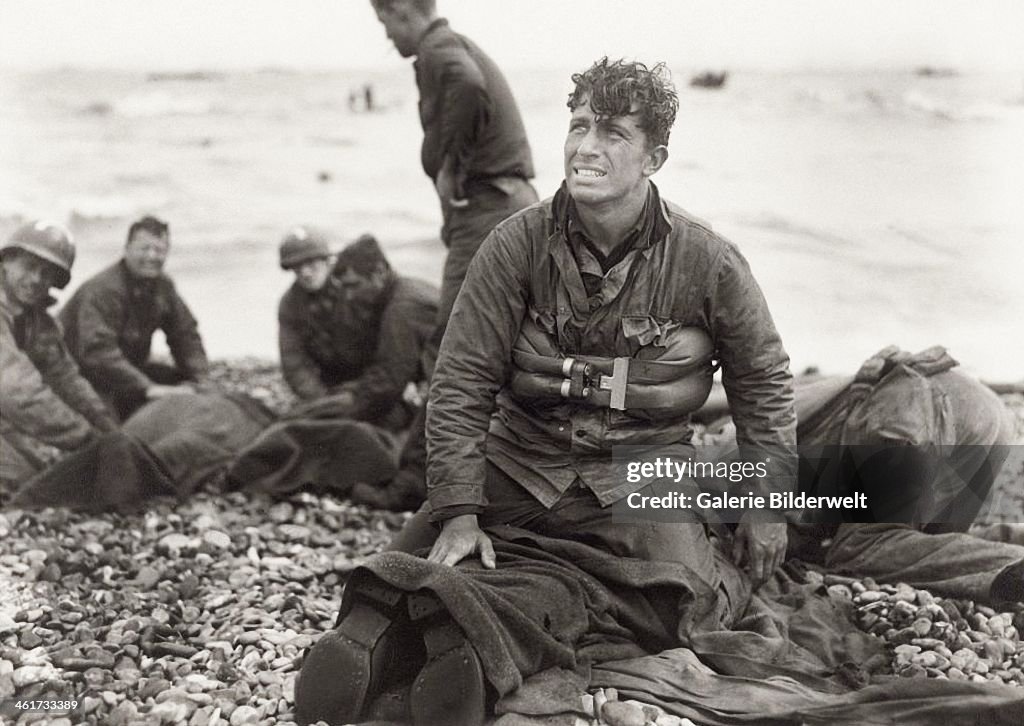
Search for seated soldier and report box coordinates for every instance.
[276,227,437,425]
[0,222,118,496]
[60,215,210,419]
[224,229,438,499]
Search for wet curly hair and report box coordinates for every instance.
[567,57,679,148]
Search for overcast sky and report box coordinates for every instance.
[2,0,1023,72]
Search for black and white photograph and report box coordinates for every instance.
[1,1,1023,724]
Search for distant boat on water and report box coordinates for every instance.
[146,71,224,82]
[690,71,728,89]
[914,66,957,78]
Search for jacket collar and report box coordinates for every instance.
[550,180,672,251]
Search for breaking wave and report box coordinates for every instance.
[795,84,1021,122]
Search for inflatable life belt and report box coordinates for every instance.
[509,316,717,420]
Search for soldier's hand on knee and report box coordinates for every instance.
[733,513,787,587]
[427,514,496,569]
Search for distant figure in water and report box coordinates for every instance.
[347,85,378,113]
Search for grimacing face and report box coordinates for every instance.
[0,249,61,308]
[294,257,333,293]
[563,99,663,211]
[124,229,170,279]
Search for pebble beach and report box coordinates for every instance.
[1,360,1022,725]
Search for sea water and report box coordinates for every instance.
[1,67,1022,379]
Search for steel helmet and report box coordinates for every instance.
[0,221,76,288]
[279,226,331,270]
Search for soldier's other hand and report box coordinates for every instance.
[732,512,787,588]
[427,514,496,569]
[402,381,426,407]
[436,163,468,209]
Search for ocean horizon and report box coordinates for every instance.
[2,65,1022,379]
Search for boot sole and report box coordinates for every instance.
[408,592,487,726]
[295,580,404,725]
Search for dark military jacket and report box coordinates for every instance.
[60,261,209,397]
[1,286,117,450]
[414,18,534,189]
[426,183,797,520]
[277,253,438,421]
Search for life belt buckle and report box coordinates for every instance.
[596,357,630,410]
[558,357,594,401]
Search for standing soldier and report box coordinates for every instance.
[367,0,539,505]
[0,222,118,494]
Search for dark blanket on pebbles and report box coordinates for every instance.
[9,389,401,508]
[10,392,273,509]
[225,417,398,497]
[330,525,1024,726]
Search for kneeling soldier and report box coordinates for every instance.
[0,222,118,495]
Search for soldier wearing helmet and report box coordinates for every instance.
[59,215,210,420]
[0,221,118,494]
[225,229,438,506]
[276,227,437,422]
